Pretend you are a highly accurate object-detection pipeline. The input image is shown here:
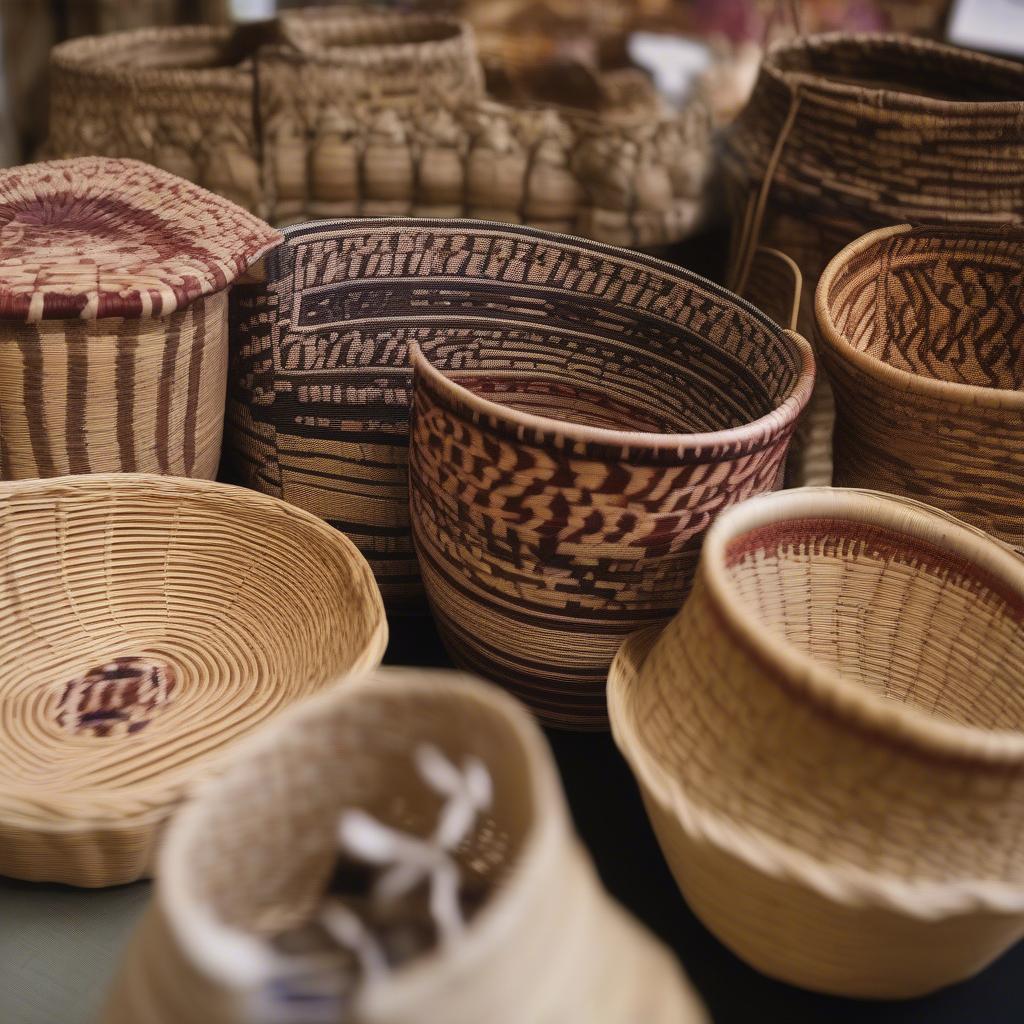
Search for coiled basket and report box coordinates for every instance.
[0,157,281,481]
[0,474,386,887]
[723,33,1024,486]
[609,487,1024,998]
[102,669,707,1024]
[817,223,1024,554]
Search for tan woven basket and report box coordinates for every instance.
[0,473,386,888]
[609,487,1024,998]
[47,8,710,248]
[102,668,707,1024]
[0,157,281,481]
[817,223,1024,555]
[724,33,1024,486]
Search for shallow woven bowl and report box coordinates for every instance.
[405,234,814,729]
[0,157,281,481]
[609,487,1024,998]
[0,474,386,887]
[817,223,1024,554]
[102,669,706,1024]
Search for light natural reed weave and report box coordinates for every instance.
[724,33,1024,486]
[817,223,1024,555]
[0,157,281,481]
[102,669,706,1024]
[609,487,1024,998]
[0,474,386,888]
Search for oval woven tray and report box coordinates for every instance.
[0,474,386,887]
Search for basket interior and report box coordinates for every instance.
[179,680,531,938]
[825,229,1024,390]
[0,482,380,805]
[724,518,1024,729]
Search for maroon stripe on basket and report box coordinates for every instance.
[183,301,205,476]
[18,324,55,477]
[155,316,182,474]
[65,320,90,474]
[115,320,140,472]
[724,518,1024,622]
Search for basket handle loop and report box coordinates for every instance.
[764,0,805,44]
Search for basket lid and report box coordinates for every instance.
[0,157,282,321]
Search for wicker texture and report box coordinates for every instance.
[0,158,280,481]
[609,487,1024,998]
[817,223,1024,554]
[47,9,710,248]
[102,669,707,1024]
[225,219,814,629]
[0,474,386,888]
[724,34,1024,486]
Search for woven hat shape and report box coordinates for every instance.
[817,223,1024,554]
[609,487,1024,998]
[0,157,281,321]
[0,474,387,888]
[102,668,706,1024]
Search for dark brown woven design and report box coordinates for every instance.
[723,33,1024,486]
[817,223,1024,555]
[47,9,710,248]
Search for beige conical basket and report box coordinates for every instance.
[103,668,707,1024]
[609,487,1024,999]
[0,474,386,888]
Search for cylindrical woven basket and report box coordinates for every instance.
[817,223,1024,554]
[0,473,386,887]
[102,668,707,1024]
[609,487,1024,998]
[723,33,1024,486]
[0,157,281,481]
[404,230,814,729]
[225,218,814,629]
[47,8,711,248]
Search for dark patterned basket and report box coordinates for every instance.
[723,33,1024,486]
[817,223,1024,555]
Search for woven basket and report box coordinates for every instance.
[739,246,802,330]
[47,9,710,248]
[723,33,1024,486]
[102,668,707,1024]
[0,157,281,481]
[817,223,1024,555]
[225,218,814,628]
[0,473,386,888]
[609,487,1024,998]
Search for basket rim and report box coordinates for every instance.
[764,32,1024,114]
[607,615,1024,919]
[0,472,388,833]
[816,223,1024,410]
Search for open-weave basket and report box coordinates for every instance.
[817,223,1024,555]
[609,487,1024,998]
[47,8,710,249]
[226,219,814,632]
[723,33,1024,486]
[0,157,281,480]
[0,474,386,887]
[102,669,707,1024]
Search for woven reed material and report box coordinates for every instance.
[723,33,1024,486]
[225,219,814,635]
[609,487,1024,999]
[47,9,710,248]
[102,669,707,1024]
[817,224,1024,555]
[0,474,386,888]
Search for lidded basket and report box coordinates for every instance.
[817,223,1024,554]
[102,668,707,1024]
[610,487,1024,998]
[0,157,281,481]
[0,473,386,887]
[723,33,1024,485]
